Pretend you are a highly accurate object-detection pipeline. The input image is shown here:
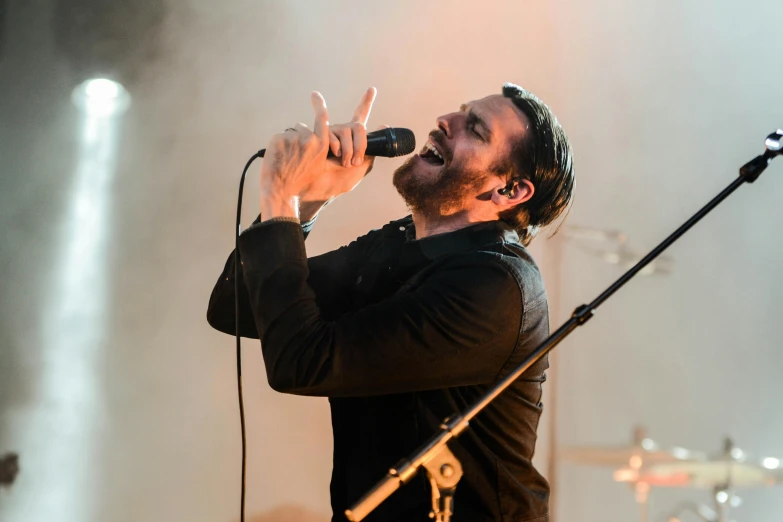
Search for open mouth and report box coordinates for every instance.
[419,139,445,166]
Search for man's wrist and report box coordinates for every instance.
[299,200,329,223]
[260,191,299,221]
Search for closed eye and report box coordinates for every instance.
[467,114,484,141]
[462,105,490,142]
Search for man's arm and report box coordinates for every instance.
[206,213,313,338]
[206,213,376,337]
[208,86,381,337]
[239,222,526,397]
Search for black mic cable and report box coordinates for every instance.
[231,127,414,522]
[233,152,260,522]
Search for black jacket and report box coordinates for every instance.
[207,215,551,522]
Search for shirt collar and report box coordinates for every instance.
[400,216,520,259]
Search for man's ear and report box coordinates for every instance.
[491,179,534,209]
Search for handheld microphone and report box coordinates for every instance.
[257,127,416,159]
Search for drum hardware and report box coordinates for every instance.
[563,426,704,522]
[663,500,738,522]
[564,433,783,522]
[561,226,675,275]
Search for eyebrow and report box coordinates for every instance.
[460,103,492,140]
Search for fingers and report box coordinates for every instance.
[329,131,341,157]
[314,87,378,166]
[282,122,316,147]
[331,122,374,167]
[311,91,329,142]
[351,123,368,166]
[351,87,377,125]
[332,126,354,167]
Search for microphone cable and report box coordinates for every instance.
[227,127,413,521]
[233,151,262,522]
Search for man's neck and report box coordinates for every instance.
[411,210,496,239]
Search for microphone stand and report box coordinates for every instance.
[345,130,783,522]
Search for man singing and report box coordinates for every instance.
[207,83,574,522]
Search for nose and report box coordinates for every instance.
[436,111,468,140]
[436,114,451,139]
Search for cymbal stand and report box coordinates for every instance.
[714,486,729,522]
[630,426,651,522]
[634,481,650,522]
[713,437,744,522]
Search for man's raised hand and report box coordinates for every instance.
[299,88,385,211]
[259,88,383,222]
[328,87,377,167]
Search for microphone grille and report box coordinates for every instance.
[391,128,416,157]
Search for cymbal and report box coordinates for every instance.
[562,443,702,468]
[613,457,783,489]
[561,427,704,469]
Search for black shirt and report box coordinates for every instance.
[207,215,551,522]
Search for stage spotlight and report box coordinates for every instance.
[71,78,131,117]
[54,0,165,96]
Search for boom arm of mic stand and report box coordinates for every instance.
[346,132,781,521]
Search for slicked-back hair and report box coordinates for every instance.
[497,82,574,246]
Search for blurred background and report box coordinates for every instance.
[1,0,782,521]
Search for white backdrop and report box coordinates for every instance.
[1,1,781,521]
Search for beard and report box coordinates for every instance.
[392,156,489,217]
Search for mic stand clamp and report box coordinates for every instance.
[422,444,463,522]
[740,129,783,182]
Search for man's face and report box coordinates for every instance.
[393,94,529,216]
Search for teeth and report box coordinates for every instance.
[425,141,443,160]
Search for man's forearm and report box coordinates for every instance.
[237,222,523,397]
[206,207,321,338]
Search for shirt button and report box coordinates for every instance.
[399,226,405,231]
